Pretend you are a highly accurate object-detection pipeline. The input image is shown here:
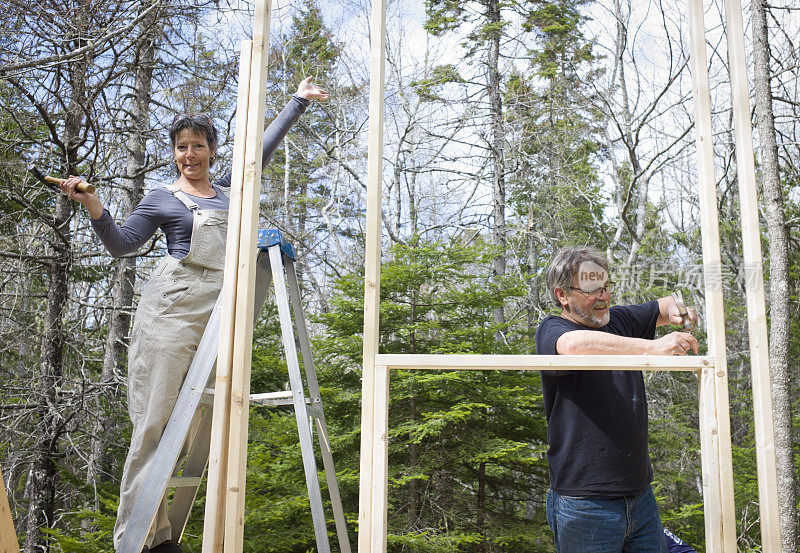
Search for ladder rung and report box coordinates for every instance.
[251,391,294,401]
[166,476,203,488]
[198,393,214,406]
[250,392,307,407]
[204,389,323,407]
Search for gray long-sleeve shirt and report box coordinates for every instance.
[91,95,309,259]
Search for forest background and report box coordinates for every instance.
[0,0,798,552]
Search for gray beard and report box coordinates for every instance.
[573,302,610,328]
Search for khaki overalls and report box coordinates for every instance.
[114,185,228,549]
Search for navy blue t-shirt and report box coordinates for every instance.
[535,301,659,496]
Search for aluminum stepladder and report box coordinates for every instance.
[118,229,351,553]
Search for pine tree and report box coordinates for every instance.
[314,238,550,552]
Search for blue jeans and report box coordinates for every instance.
[546,487,667,553]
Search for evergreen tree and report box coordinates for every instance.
[262,0,341,272]
[504,1,605,339]
[314,238,550,552]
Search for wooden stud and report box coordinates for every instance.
[686,1,737,550]
[202,38,253,553]
[370,366,389,553]
[358,0,387,551]
[722,0,781,549]
[224,2,273,551]
[375,354,712,371]
[697,367,725,553]
[0,467,19,553]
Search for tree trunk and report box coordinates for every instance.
[477,461,487,552]
[750,2,797,551]
[25,13,90,551]
[407,396,420,530]
[486,0,505,334]
[24,202,70,553]
[526,206,539,349]
[87,0,160,497]
[408,290,420,529]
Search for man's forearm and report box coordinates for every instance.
[556,330,653,355]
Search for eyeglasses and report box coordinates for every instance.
[569,281,615,298]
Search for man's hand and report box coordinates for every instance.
[657,296,698,330]
[647,332,699,355]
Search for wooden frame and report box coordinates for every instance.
[357,0,780,552]
[720,0,780,547]
[203,2,272,551]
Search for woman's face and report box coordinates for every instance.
[174,129,216,181]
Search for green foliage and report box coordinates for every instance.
[262,0,342,250]
[411,65,465,102]
[48,470,119,553]
[315,239,552,551]
[524,1,593,80]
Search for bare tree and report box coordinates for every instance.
[751,1,797,551]
[594,0,693,264]
[87,0,164,499]
[23,1,93,547]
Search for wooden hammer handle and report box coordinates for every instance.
[45,175,96,194]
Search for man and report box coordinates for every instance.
[535,248,699,553]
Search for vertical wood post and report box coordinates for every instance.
[223,2,272,551]
[686,1,737,550]
[202,38,253,553]
[0,468,19,553]
[201,2,271,551]
[358,0,387,551]
[722,0,781,550]
[370,366,390,553]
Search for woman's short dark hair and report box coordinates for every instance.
[169,113,218,167]
[546,247,609,305]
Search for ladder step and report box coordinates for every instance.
[251,391,294,401]
[166,476,203,488]
[205,388,322,408]
[249,392,320,407]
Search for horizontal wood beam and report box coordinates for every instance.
[375,354,713,371]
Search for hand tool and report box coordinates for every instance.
[671,290,696,331]
[28,164,95,194]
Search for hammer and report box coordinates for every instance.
[28,164,95,194]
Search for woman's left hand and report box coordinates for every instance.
[295,76,330,101]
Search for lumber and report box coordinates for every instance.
[224,1,272,551]
[370,366,390,553]
[722,0,781,549]
[686,0,737,550]
[358,0,387,550]
[0,468,19,553]
[697,366,724,553]
[375,354,712,371]
[202,38,253,553]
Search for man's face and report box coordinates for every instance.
[558,262,611,328]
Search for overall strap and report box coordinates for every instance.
[165,184,200,211]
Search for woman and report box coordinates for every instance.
[61,77,328,553]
